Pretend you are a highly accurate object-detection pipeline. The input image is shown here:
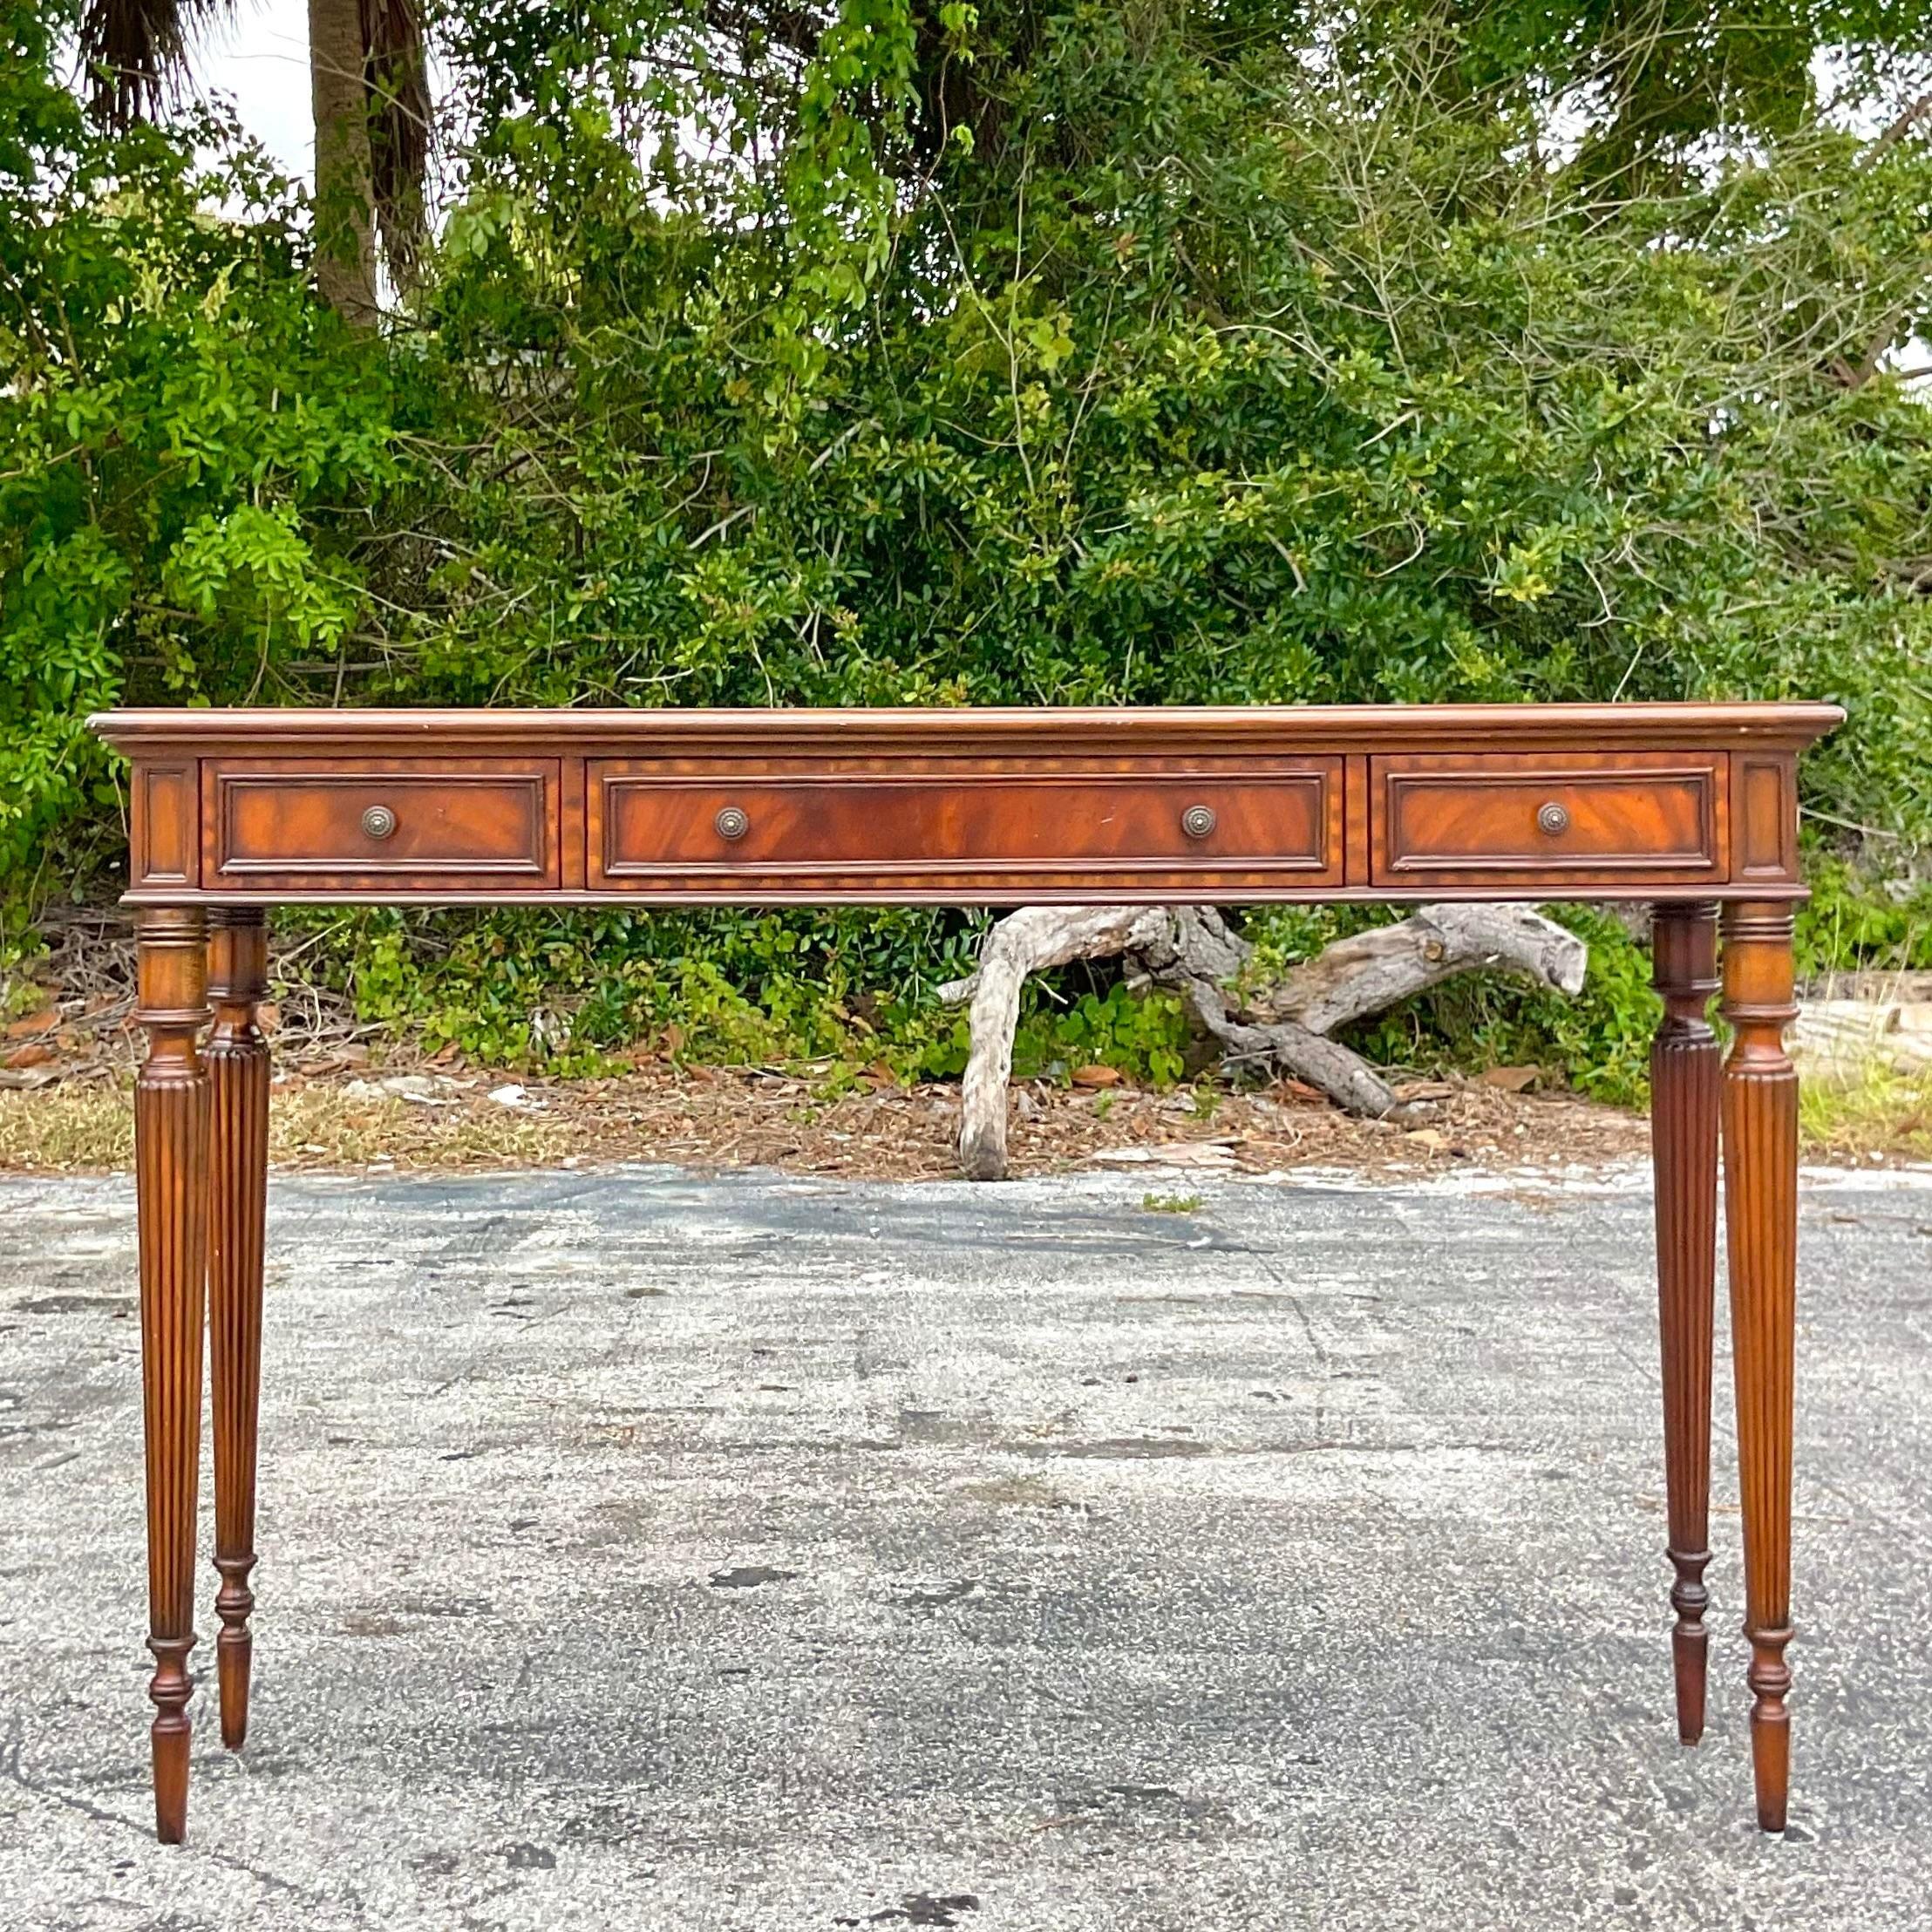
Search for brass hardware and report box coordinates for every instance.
[1536,800,1571,837]
[714,806,750,841]
[360,804,398,841]
[1180,804,1217,840]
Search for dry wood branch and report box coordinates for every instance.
[938,907,1173,1180]
[939,901,1588,1179]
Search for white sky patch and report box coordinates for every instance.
[196,3,313,183]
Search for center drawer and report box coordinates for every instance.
[204,759,561,890]
[588,760,1344,893]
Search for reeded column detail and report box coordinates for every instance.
[1720,901,1801,1833]
[134,907,211,1843]
[1650,902,1720,1745]
[206,908,270,1752]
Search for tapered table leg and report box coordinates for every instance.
[1720,901,1801,1833]
[133,908,211,1843]
[1650,902,1720,1745]
[207,908,269,1752]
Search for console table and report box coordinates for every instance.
[88,702,1841,1844]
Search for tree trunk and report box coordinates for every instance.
[310,0,379,324]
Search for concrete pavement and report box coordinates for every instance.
[2,1161,1929,1929]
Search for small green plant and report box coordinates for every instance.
[1010,983,1188,1088]
[1141,1192,1202,1214]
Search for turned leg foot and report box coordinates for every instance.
[1650,903,1720,1745]
[134,908,211,1842]
[1721,901,1801,1833]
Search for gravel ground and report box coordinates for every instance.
[2,1160,1929,1930]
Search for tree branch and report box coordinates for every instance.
[939,902,1589,1180]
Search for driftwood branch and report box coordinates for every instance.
[939,907,1174,1181]
[939,902,1588,1180]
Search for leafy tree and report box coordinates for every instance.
[75,0,430,316]
[5,0,1932,1079]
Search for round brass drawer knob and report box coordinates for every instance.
[361,804,398,841]
[1180,804,1218,840]
[714,806,750,841]
[1536,800,1571,837]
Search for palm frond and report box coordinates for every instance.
[361,0,432,290]
[79,0,232,127]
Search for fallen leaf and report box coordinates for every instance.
[5,1007,58,1039]
[1272,1078,1325,1105]
[4,1042,55,1069]
[1404,1127,1452,1151]
[1071,1065,1124,1088]
[1478,1065,1543,1092]
[1392,1078,1453,1102]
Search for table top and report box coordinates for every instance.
[90,701,1846,755]
[91,701,1843,908]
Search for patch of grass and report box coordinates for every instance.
[1799,1065,1932,1164]
[0,1081,579,1173]
[0,1083,133,1169]
[1140,1191,1202,1214]
[266,1087,580,1169]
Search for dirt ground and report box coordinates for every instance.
[0,1042,1650,1180]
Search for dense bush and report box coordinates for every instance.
[5,1,1931,1094]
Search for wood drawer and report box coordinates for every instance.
[204,759,561,891]
[1371,752,1725,886]
[588,759,1344,894]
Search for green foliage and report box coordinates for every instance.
[0,5,398,884]
[1010,984,1190,1087]
[7,1,1932,1092]
[1797,853,1932,978]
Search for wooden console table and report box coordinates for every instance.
[89,702,1841,1843]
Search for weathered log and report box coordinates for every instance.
[938,901,1588,1180]
[939,907,1174,1181]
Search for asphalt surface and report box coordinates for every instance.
[1,1160,1929,1929]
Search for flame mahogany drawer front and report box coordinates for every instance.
[1371,752,1726,887]
[204,758,562,891]
[588,759,1345,892]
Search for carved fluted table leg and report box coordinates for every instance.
[207,908,269,1752]
[133,908,211,1843]
[1650,903,1720,1745]
[1720,902,1801,1833]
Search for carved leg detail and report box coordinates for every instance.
[1650,903,1720,1745]
[1721,902,1800,1834]
[134,908,211,1843]
[207,908,269,1752]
